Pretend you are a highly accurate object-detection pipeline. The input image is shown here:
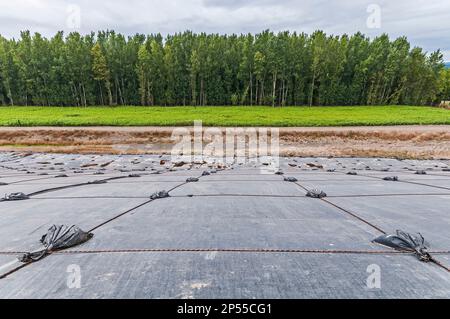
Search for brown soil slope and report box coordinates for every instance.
[0,126,448,159]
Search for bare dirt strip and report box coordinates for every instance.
[0,125,449,159]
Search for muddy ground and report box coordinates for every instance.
[0,125,448,159]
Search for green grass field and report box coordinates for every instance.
[0,106,448,127]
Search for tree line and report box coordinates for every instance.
[0,30,448,107]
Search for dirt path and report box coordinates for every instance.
[0,125,449,159]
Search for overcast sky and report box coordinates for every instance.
[0,0,449,60]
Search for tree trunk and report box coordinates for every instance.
[284,85,288,107]
[255,81,259,105]
[249,72,253,106]
[106,80,113,106]
[99,84,104,106]
[80,84,86,107]
[121,77,126,105]
[272,73,277,107]
[8,87,14,106]
[148,81,153,106]
[43,78,49,106]
[71,83,78,106]
[140,78,146,106]
[191,75,197,106]
[309,70,316,107]
[261,80,265,105]
[200,77,204,106]
[116,77,124,105]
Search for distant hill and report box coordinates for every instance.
[445,62,450,68]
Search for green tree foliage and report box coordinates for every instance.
[440,68,450,101]
[91,42,112,105]
[0,30,445,106]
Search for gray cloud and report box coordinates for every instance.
[0,0,449,60]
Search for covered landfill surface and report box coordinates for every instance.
[0,152,449,299]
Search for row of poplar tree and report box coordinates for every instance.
[0,30,447,107]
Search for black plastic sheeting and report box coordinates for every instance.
[383,176,399,181]
[19,225,93,263]
[87,180,107,185]
[373,230,432,262]
[2,192,30,201]
[150,190,170,200]
[306,189,327,199]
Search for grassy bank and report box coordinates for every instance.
[0,105,448,127]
